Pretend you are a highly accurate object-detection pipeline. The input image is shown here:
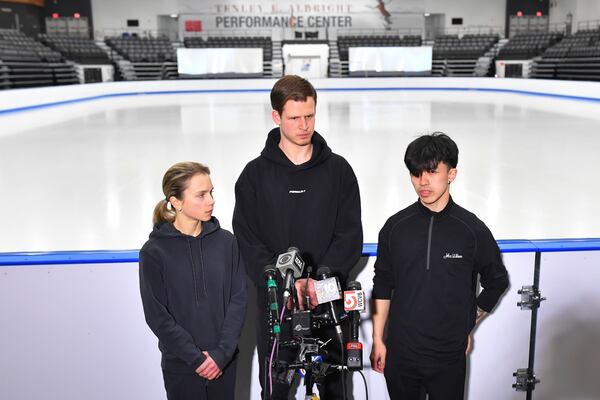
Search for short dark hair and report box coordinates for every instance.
[270,75,317,114]
[404,132,459,177]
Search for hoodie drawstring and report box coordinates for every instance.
[186,238,200,306]
[199,239,208,297]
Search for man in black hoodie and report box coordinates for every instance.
[233,75,363,399]
[370,133,509,400]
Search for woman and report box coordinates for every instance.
[139,162,246,400]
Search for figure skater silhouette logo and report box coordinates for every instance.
[367,0,393,29]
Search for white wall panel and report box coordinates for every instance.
[2,251,599,399]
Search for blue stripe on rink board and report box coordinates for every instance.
[2,86,600,115]
[1,239,600,266]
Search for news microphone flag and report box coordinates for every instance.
[344,289,365,312]
[314,276,341,305]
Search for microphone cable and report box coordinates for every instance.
[268,305,286,397]
[357,369,369,400]
[340,339,346,400]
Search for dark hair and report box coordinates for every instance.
[152,162,211,225]
[270,75,317,115]
[404,132,458,177]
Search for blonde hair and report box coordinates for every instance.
[152,162,211,225]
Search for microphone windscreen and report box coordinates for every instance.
[315,265,331,276]
[263,264,276,273]
[346,281,362,290]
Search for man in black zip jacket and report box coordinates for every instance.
[370,133,509,400]
[233,75,363,399]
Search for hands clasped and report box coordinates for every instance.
[196,351,222,380]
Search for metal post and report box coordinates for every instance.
[526,251,541,400]
[514,251,544,396]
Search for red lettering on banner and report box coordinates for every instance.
[215,3,352,15]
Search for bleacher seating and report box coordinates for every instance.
[0,29,78,89]
[105,36,176,62]
[497,32,563,60]
[184,36,272,61]
[431,34,498,76]
[104,35,177,81]
[337,34,422,62]
[38,34,110,64]
[433,34,498,60]
[0,30,61,63]
[542,29,600,58]
[531,29,600,81]
[3,24,600,85]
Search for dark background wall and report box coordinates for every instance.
[0,1,44,36]
[43,0,93,33]
[505,0,550,36]
[0,0,92,37]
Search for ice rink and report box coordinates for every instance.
[1,77,600,400]
[1,77,600,253]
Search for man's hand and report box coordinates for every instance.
[196,351,222,380]
[466,309,487,354]
[370,299,390,373]
[370,340,387,373]
[288,278,318,310]
[476,309,487,324]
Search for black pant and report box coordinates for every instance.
[163,358,237,400]
[384,354,466,400]
[256,300,348,400]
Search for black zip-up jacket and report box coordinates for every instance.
[233,128,363,288]
[372,197,509,362]
[139,218,247,372]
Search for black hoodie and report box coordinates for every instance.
[139,217,247,373]
[233,128,363,288]
[372,197,509,363]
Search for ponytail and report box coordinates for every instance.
[153,199,176,225]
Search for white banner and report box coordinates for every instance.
[177,48,263,75]
[349,46,432,73]
[178,0,425,14]
[178,0,425,31]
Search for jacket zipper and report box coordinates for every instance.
[426,215,434,270]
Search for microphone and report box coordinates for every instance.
[315,266,345,342]
[344,281,365,370]
[276,247,305,310]
[276,247,304,278]
[263,264,280,336]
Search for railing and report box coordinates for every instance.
[2,239,599,265]
[336,27,423,37]
[577,19,600,31]
[548,22,567,34]
[1,237,599,400]
[183,28,272,38]
[443,25,504,37]
[96,28,174,40]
